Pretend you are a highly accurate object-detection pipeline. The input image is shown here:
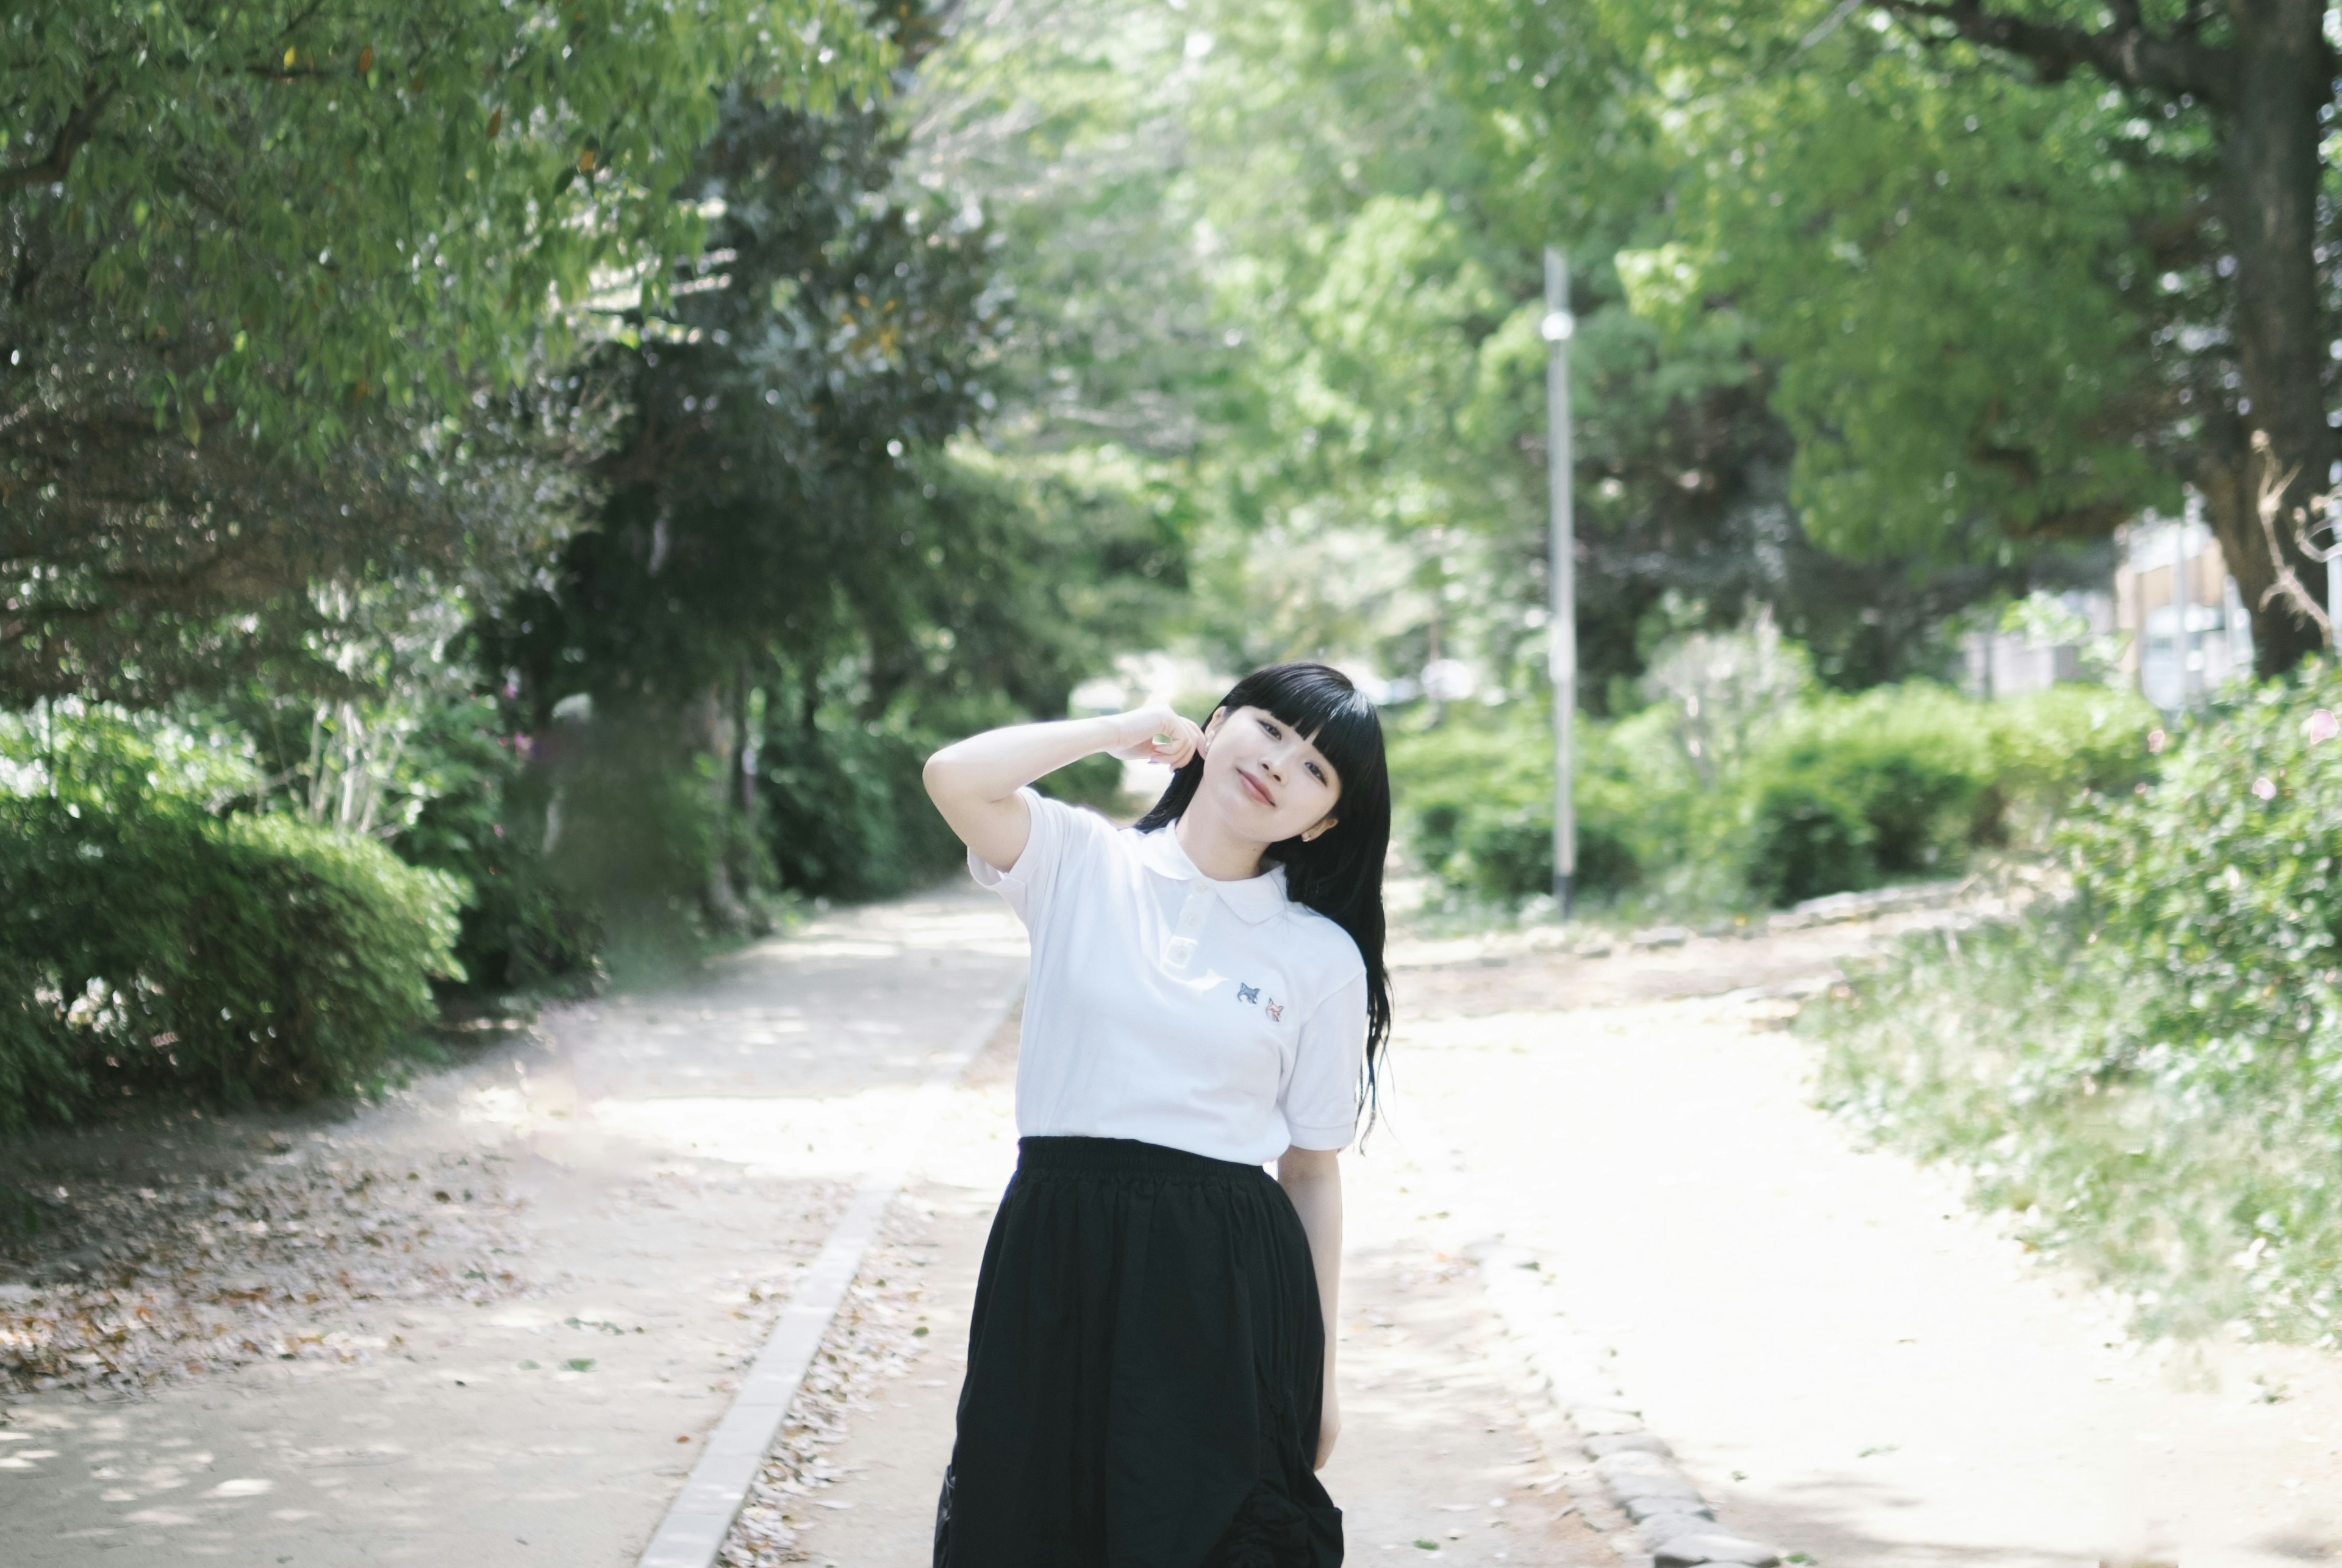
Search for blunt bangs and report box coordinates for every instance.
[1227,663,1384,800]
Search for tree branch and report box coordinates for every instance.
[2251,432,2335,649]
[0,83,116,195]
[1876,0,2235,102]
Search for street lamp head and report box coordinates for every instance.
[1539,310,1575,343]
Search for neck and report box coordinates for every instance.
[1173,806,1267,882]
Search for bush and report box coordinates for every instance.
[1813,664,2342,1341]
[1741,685,1997,903]
[1742,777,1874,906]
[1983,684,2162,848]
[2060,669,2342,1096]
[0,800,464,1128]
[1746,681,2158,903]
[1386,706,1661,905]
[1391,678,2157,915]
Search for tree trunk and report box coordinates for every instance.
[692,684,751,933]
[2217,0,2332,675]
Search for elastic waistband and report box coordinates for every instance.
[1016,1136,1267,1184]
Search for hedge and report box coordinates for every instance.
[1388,680,2158,912]
[0,801,464,1129]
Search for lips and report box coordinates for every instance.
[1237,768,1275,807]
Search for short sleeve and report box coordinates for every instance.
[965,787,1108,933]
[1281,971,1368,1151]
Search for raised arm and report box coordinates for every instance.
[922,704,1203,873]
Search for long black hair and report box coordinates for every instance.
[1133,662,1394,1117]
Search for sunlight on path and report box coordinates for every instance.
[1,889,1025,1567]
[1395,987,2342,1568]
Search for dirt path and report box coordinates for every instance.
[15,892,2337,1567]
[1390,920,2342,1568]
[755,904,2342,1568]
[0,890,1025,1567]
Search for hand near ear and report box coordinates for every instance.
[1103,704,1203,768]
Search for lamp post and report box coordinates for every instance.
[1542,248,1577,916]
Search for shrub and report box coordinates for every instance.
[1735,682,2156,906]
[1388,676,2158,914]
[1984,684,2161,847]
[1742,776,1874,906]
[1741,685,1996,901]
[2060,668,2342,1096]
[0,800,464,1127]
[1385,706,1663,905]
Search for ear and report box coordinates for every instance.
[1300,816,1339,843]
[1200,706,1228,754]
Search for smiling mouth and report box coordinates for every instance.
[1237,770,1275,806]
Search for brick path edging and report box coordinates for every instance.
[1469,1242,1788,1568]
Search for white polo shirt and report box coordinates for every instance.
[970,788,1369,1164]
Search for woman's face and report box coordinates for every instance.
[1195,704,1343,847]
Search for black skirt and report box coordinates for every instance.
[934,1136,1344,1568]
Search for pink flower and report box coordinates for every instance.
[2147,728,2167,755]
[2252,776,2278,801]
[2308,709,2340,744]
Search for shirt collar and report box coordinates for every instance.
[1131,825,1289,924]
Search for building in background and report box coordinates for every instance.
[2113,504,2252,711]
[1961,589,2114,698]
[1960,500,2252,711]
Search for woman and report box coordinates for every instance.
[922,661,1392,1568]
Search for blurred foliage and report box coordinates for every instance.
[0,7,1184,1127]
[2,0,883,707]
[393,701,605,997]
[1814,667,2342,1342]
[0,711,462,1129]
[1108,0,2108,705]
[1414,0,2333,669]
[1389,620,2157,914]
[478,46,1186,938]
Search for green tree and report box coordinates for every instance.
[2,0,882,705]
[1153,0,2046,698]
[1871,0,2336,671]
[484,63,1186,923]
[1578,0,2334,671]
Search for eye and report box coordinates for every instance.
[1306,762,1327,782]
[1257,717,1281,739]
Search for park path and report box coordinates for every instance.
[15,887,2342,1567]
[764,908,2342,1568]
[0,890,1027,1566]
[1388,921,2342,1568]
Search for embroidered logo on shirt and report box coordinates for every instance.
[1265,1000,1284,1022]
[1236,983,1260,1004]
